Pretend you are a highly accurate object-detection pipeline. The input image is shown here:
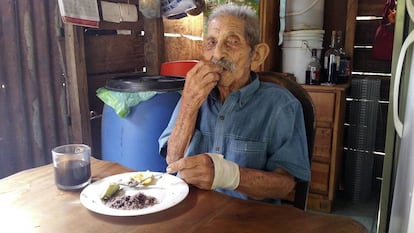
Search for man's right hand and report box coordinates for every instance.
[181,59,223,109]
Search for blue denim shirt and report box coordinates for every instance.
[159,72,310,200]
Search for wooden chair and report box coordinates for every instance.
[258,71,316,210]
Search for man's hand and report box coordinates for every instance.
[166,154,215,190]
[181,60,223,109]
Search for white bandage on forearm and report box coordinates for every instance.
[206,153,240,190]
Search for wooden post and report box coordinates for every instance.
[345,0,358,72]
[143,17,165,75]
[259,0,279,71]
[64,24,92,145]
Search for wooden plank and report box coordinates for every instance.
[355,20,382,45]
[358,0,385,16]
[310,162,330,195]
[323,0,348,51]
[143,17,165,75]
[313,127,333,163]
[259,0,280,71]
[64,24,92,145]
[84,35,146,74]
[329,88,347,201]
[308,91,336,125]
[345,0,358,69]
[307,193,333,213]
[163,14,204,61]
[353,48,392,73]
[164,37,203,61]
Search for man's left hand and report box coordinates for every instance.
[166,154,215,190]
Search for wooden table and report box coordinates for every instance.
[0,158,367,233]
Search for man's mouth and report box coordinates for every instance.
[211,58,235,72]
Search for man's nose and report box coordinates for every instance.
[212,40,228,60]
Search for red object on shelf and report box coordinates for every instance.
[160,60,198,77]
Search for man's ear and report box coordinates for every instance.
[250,43,270,71]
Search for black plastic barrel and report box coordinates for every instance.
[101,75,184,172]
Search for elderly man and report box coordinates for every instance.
[159,4,310,203]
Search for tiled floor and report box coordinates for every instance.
[332,192,380,232]
[308,193,379,233]
[310,191,380,233]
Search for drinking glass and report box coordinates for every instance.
[52,144,91,190]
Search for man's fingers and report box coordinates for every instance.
[166,161,179,174]
[166,156,198,174]
[166,155,212,174]
[166,155,215,190]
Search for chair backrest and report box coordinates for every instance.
[257,71,316,210]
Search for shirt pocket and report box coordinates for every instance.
[228,139,267,169]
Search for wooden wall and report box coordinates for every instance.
[163,15,204,61]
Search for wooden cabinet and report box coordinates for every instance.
[303,84,348,213]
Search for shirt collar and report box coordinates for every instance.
[237,71,260,107]
[210,71,260,107]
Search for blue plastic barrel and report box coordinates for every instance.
[101,75,184,172]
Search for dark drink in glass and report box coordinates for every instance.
[54,160,91,189]
[52,144,91,190]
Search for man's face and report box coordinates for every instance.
[203,15,254,88]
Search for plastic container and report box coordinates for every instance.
[282,30,324,84]
[285,0,325,31]
[161,0,196,19]
[160,60,198,77]
[101,75,184,172]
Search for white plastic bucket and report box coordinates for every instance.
[282,30,324,84]
[285,0,325,31]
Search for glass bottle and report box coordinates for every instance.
[306,49,321,85]
[336,31,351,84]
[323,30,340,85]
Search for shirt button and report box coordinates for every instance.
[219,115,224,120]
[215,146,220,151]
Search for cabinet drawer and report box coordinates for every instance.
[310,162,329,195]
[308,92,336,124]
[313,127,332,163]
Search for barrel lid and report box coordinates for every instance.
[106,75,185,92]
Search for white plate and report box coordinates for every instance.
[80,172,189,216]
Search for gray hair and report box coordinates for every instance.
[207,4,260,47]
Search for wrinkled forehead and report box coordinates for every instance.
[206,15,247,38]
